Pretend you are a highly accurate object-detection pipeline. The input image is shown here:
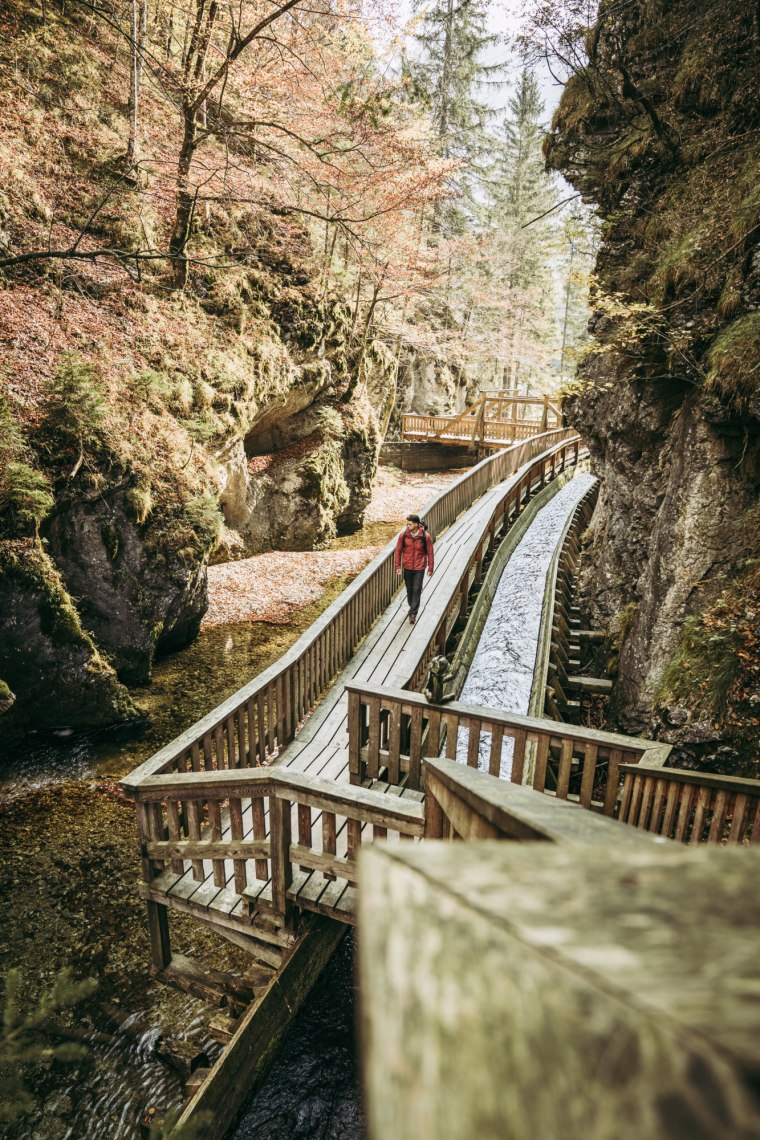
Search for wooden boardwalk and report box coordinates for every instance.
[123,432,583,954]
[402,392,563,450]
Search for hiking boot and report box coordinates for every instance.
[409,613,416,625]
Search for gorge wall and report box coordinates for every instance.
[546,0,760,772]
[0,5,395,742]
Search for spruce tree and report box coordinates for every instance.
[408,0,501,229]
[483,67,559,389]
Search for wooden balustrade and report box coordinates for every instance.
[423,756,665,846]
[124,429,578,790]
[618,766,760,845]
[402,393,562,447]
[347,683,668,807]
[127,766,425,934]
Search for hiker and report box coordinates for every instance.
[394,513,434,625]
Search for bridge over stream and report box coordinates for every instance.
[122,425,760,1137]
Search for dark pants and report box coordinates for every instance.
[403,568,425,618]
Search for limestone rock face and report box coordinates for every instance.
[44,491,208,685]
[0,541,138,744]
[546,0,760,768]
[399,352,470,418]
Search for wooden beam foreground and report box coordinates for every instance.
[359,843,760,1140]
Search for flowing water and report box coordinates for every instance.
[0,589,361,1140]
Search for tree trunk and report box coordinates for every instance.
[169,112,197,288]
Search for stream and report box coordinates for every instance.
[0,588,363,1140]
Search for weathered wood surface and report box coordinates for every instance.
[359,843,760,1140]
[423,757,668,846]
[618,764,760,845]
[175,917,344,1140]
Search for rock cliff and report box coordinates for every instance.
[546,0,760,772]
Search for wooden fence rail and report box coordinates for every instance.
[402,394,562,449]
[346,684,669,806]
[618,765,760,845]
[124,429,578,789]
[126,766,424,940]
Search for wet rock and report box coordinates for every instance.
[44,490,208,686]
[0,539,137,741]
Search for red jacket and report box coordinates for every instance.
[395,526,434,573]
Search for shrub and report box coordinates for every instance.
[0,396,53,535]
[42,352,107,470]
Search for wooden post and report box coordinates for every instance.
[146,900,172,969]
[541,395,549,432]
[270,795,293,926]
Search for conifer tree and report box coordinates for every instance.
[408,0,501,229]
[483,66,559,388]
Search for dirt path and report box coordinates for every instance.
[203,465,463,627]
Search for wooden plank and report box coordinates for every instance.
[229,798,247,894]
[728,794,749,845]
[488,725,504,778]
[466,720,481,770]
[323,812,337,882]
[251,795,269,881]
[579,743,597,809]
[186,799,205,881]
[206,799,227,888]
[648,778,666,836]
[348,689,362,781]
[270,796,293,922]
[408,706,423,789]
[367,695,381,781]
[707,789,729,844]
[674,785,695,843]
[166,800,184,875]
[388,702,402,787]
[689,786,711,845]
[637,776,654,831]
[555,738,574,800]
[602,749,623,817]
[511,730,526,785]
[175,920,345,1140]
[661,781,680,838]
[532,734,550,792]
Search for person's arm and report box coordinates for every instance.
[427,533,434,575]
[395,531,404,574]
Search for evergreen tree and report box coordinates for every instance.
[407,0,501,228]
[483,67,559,389]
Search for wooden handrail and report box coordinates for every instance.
[423,757,665,846]
[346,682,666,808]
[618,764,760,844]
[124,429,578,791]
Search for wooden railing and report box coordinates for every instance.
[124,429,578,788]
[125,766,424,937]
[423,756,664,847]
[618,766,760,844]
[347,684,670,806]
[402,394,562,449]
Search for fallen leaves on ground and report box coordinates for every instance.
[204,465,463,627]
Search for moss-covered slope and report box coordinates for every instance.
[0,2,392,742]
